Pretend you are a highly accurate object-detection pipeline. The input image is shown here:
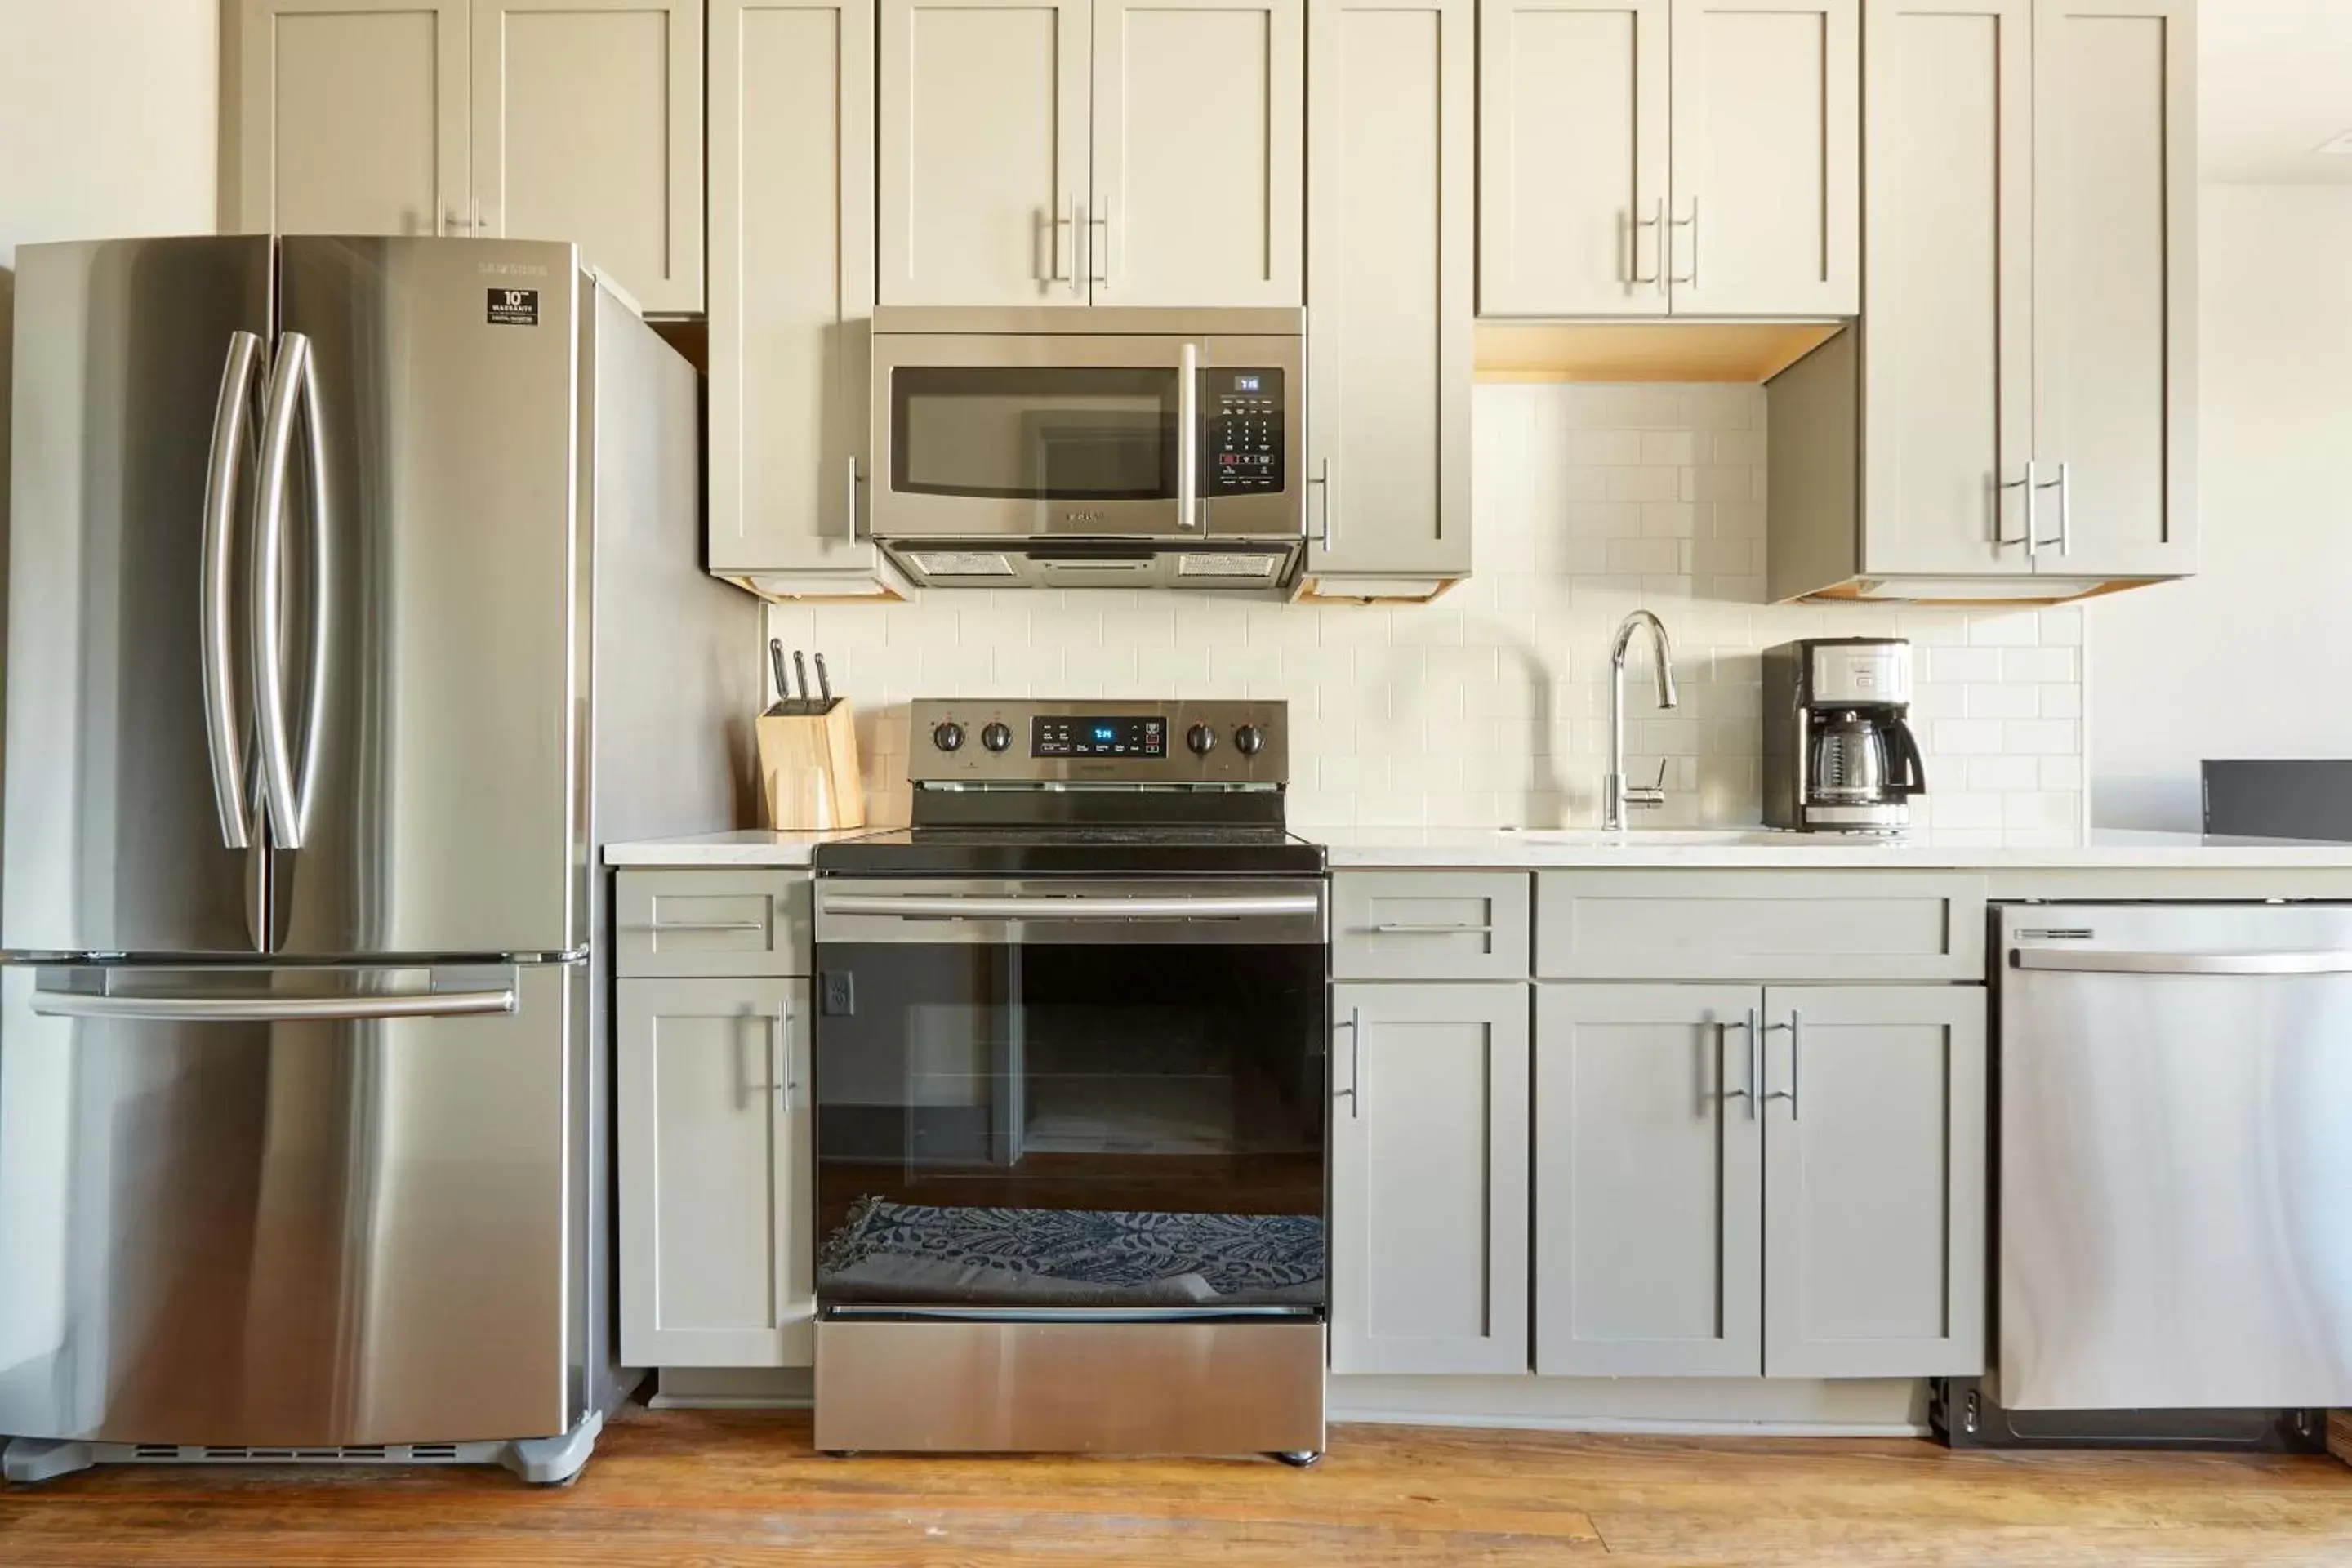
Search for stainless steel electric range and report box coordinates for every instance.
[809,699,1330,1463]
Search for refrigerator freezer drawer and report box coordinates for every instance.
[2000,903,2352,1410]
[0,961,581,1446]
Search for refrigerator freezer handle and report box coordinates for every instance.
[201,332,265,850]
[28,986,519,1023]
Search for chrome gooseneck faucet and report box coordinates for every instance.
[1605,609,1679,831]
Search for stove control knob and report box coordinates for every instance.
[1234,724,1266,757]
[981,721,1013,753]
[1186,724,1219,755]
[932,721,966,753]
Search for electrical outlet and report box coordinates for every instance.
[822,970,855,1017]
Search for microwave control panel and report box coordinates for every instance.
[1205,369,1285,496]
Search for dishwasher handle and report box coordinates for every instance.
[2011,948,2352,977]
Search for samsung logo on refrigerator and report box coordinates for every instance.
[476,261,550,278]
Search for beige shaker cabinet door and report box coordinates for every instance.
[1329,983,1530,1375]
[1760,986,1987,1379]
[1090,0,1303,305]
[1667,0,1860,316]
[708,0,891,586]
[470,0,706,312]
[1303,0,1474,583]
[236,0,469,238]
[1476,0,1669,318]
[1860,0,2035,578]
[2030,0,2198,579]
[879,0,1093,305]
[618,979,815,1370]
[1534,984,1765,1377]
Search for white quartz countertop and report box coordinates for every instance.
[605,826,2352,870]
[604,829,878,866]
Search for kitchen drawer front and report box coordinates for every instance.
[615,871,812,978]
[1333,872,1532,981]
[1535,871,1986,982]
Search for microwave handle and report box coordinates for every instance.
[1178,341,1200,531]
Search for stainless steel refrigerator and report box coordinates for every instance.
[0,236,759,1482]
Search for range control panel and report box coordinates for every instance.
[909,698,1289,786]
[1205,369,1285,496]
[1034,715,1168,759]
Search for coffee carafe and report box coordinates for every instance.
[1762,639,1927,834]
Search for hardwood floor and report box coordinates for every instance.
[3,1405,2350,1566]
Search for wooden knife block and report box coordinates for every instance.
[757,700,866,831]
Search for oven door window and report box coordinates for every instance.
[814,940,1325,1312]
[891,368,1178,501]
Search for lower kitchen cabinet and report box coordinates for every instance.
[1533,981,1986,1379]
[1329,982,1529,1374]
[617,977,814,1369]
[1535,984,1764,1377]
[1761,984,1986,1378]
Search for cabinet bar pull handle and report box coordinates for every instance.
[1334,1008,1361,1119]
[847,454,862,543]
[1669,199,1700,288]
[1762,1012,1801,1119]
[1717,1013,1757,1120]
[2034,461,2072,556]
[1628,199,1664,287]
[774,998,795,1111]
[653,919,768,934]
[1089,194,1111,290]
[1368,922,1494,936]
[1309,459,1336,553]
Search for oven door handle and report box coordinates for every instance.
[818,893,1321,922]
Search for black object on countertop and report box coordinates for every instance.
[2203,760,2352,842]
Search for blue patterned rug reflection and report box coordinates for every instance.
[818,1196,1327,1307]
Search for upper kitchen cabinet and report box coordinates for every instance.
[1766,0,2196,602]
[1301,0,1474,594]
[468,0,706,313]
[2031,0,2198,580]
[708,0,905,597]
[877,0,1305,306]
[879,0,1091,305]
[236,0,469,240]
[230,0,704,313]
[1091,0,1305,305]
[1477,0,1859,318]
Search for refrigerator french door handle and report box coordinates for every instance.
[200,332,265,850]
[252,331,328,849]
[294,335,333,832]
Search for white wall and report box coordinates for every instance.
[2089,185,2352,829]
[774,383,2088,842]
[0,0,220,269]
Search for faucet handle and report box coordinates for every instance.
[1624,759,1670,808]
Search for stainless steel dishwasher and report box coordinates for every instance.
[1999,905,2352,1411]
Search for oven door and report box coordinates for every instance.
[813,878,1327,1319]
[869,334,1302,543]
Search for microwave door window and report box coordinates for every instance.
[894,368,1177,501]
[813,940,1326,1312]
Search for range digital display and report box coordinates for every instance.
[1034,715,1168,758]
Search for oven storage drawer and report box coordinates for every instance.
[616,870,812,978]
[1334,872,1530,981]
[1535,871,1987,982]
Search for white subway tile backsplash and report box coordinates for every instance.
[764,382,2084,841]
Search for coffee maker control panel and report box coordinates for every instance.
[1808,642,1913,706]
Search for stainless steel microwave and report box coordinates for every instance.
[867,307,1307,592]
